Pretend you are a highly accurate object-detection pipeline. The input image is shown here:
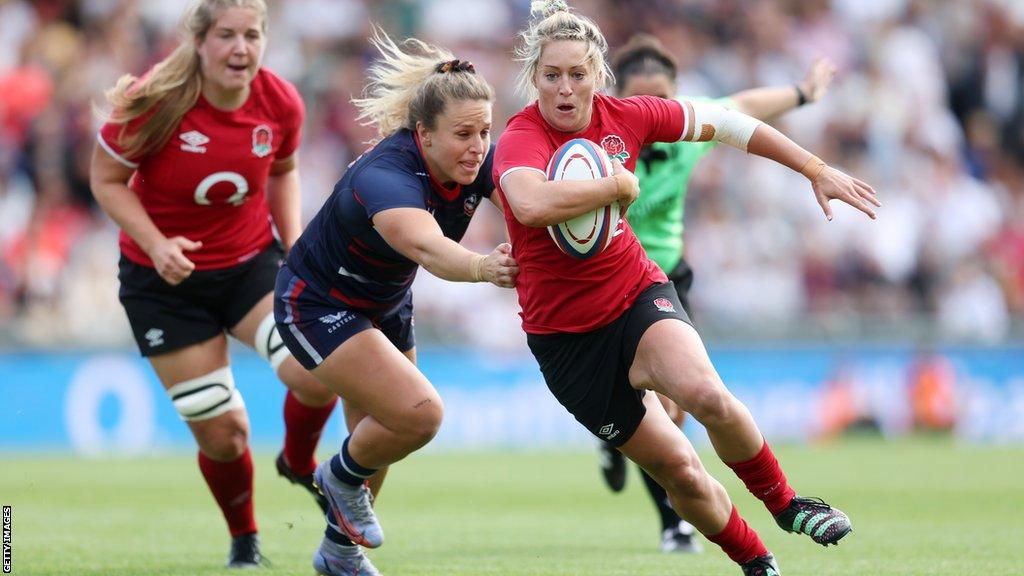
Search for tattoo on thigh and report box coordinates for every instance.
[413,399,432,409]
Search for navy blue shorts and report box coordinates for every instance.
[273,264,415,370]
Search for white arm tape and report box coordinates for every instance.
[255,312,291,372]
[679,99,761,152]
[166,366,244,422]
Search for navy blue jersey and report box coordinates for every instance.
[287,129,494,312]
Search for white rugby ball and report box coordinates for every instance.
[545,138,621,259]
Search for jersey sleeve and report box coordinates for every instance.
[620,95,687,146]
[351,156,426,219]
[477,143,496,198]
[494,117,549,188]
[275,79,306,160]
[97,115,146,168]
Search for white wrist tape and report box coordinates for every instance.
[679,98,761,152]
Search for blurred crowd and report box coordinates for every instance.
[1,0,1022,348]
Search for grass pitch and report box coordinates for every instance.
[2,437,1022,575]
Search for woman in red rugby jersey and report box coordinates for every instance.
[494,2,880,574]
[90,0,337,568]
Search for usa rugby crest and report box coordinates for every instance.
[252,124,273,157]
[600,134,629,163]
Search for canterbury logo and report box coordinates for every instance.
[318,313,345,324]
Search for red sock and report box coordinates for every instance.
[705,505,768,564]
[197,448,257,537]
[283,391,337,477]
[726,440,797,515]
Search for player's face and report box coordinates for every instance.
[619,73,675,99]
[533,40,600,133]
[197,7,265,104]
[421,99,492,186]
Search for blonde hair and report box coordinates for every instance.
[515,0,613,100]
[353,29,495,141]
[103,0,268,159]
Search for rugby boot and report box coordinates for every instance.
[598,441,626,492]
[227,532,268,569]
[774,496,852,546]
[660,521,703,553]
[313,461,384,548]
[276,451,330,515]
[740,552,781,576]
[313,536,382,576]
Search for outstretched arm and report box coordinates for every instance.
[679,96,880,220]
[730,58,836,121]
[372,207,518,287]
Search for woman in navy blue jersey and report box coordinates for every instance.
[273,30,517,576]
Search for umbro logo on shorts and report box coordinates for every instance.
[599,423,620,441]
[145,328,164,347]
[654,297,676,313]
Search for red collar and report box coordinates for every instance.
[414,132,462,202]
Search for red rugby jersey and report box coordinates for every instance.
[98,68,304,270]
[493,94,686,334]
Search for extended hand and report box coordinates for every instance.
[800,58,837,103]
[812,167,881,221]
[482,242,519,288]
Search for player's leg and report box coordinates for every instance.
[231,292,337,515]
[306,330,440,549]
[147,335,263,568]
[342,399,390,499]
[306,346,408,576]
[118,256,263,568]
[642,391,702,553]
[618,394,775,573]
[629,295,851,547]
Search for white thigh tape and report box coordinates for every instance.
[255,312,291,372]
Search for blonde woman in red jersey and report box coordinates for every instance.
[494,2,881,575]
[89,0,339,568]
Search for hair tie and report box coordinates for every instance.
[435,59,476,74]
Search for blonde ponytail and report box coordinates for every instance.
[353,28,494,141]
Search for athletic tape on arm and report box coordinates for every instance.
[255,312,291,371]
[166,366,245,422]
[678,98,761,151]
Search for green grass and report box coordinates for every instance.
[2,438,1022,575]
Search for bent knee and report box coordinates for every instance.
[196,421,249,461]
[681,380,736,425]
[395,395,444,447]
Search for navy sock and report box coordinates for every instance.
[330,437,377,487]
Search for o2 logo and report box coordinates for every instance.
[194,171,250,206]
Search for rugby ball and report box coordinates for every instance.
[545,138,621,259]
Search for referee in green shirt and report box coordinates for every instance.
[599,33,837,554]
